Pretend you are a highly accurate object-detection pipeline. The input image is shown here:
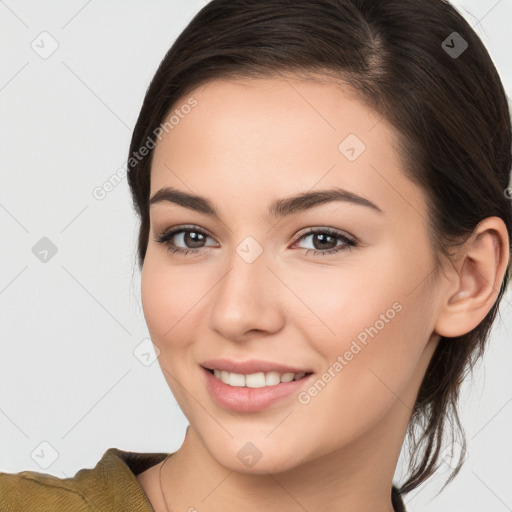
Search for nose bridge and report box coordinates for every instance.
[208,235,283,338]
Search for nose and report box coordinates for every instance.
[208,242,285,342]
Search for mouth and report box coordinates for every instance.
[200,362,315,413]
[203,367,313,388]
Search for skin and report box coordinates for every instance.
[135,75,510,512]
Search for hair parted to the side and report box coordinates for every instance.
[126,0,512,497]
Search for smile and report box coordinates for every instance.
[208,368,309,388]
[202,366,314,413]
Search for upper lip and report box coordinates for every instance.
[201,358,313,375]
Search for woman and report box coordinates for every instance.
[1,0,510,510]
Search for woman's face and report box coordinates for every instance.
[141,75,443,473]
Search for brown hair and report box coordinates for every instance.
[126,0,512,496]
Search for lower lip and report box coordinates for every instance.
[202,367,312,413]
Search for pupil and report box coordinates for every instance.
[314,233,335,250]
[185,231,205,248]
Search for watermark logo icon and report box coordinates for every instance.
[31,441,59,469]
[338,133,366,162]
[442,32,468,59]
[31,31,59,59]
[133,338,160,366]
[237,442,262,468]
[236,236,263,264]
[32,237,58,263]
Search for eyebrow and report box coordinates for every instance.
[149,186,383,219]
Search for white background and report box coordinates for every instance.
[1,1,511,511]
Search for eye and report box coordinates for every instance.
[154,225,357,257]
[154,225,217,256]
[293,227,357,256]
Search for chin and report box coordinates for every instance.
[201,434,310,475]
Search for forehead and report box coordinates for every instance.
[149,75,426,221]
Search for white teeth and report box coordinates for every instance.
[265,371,281,386]
[280,372,294,383]
[210,369,308,387]
[229,373,246,387]
[246,372,266,388]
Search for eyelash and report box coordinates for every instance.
[154,225,357,257]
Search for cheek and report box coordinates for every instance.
[140,256,201,350]
[140,259,168,342]
[282,245,418,348]
[293,244,435,398]
[140,257,205,418]
[304,273,435,429]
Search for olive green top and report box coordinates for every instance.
[0,447,407,511]
[0,447,167,511]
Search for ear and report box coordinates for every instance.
[434,217,510,338]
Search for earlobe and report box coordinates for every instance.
[434,217,510,338]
